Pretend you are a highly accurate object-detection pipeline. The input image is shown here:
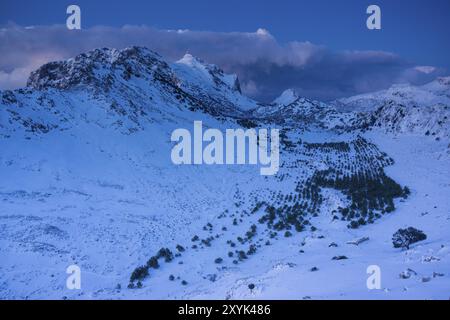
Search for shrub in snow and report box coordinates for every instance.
[146,256,159,269]
[238,250,247,261]
[247,244,257,255]
[157,247,174,262]
[392,227,427,250]
[130,265,149,282]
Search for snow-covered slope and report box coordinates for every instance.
[0,47,449,300]
[366,102,449,140]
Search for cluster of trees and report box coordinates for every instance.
[128,135,411,286]
[237,118,258,129]
[313,168,408,228]
[279,130,297,150]
[129,247,175,286]
[304,141,350,153]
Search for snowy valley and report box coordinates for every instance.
[0,47,449,300]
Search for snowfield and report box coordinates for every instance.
[0,47,449,300]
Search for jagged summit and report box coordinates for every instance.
[27,46,168,90]
[174,53,242,95]
[273,89,299,106]
[176,53,205,69]
[253,90,338,128]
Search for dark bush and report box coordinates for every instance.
[247,245,257,255]
[146,256,159,269]
[392,227,427,250]
[157,248,174,262]
[130,265,149,282]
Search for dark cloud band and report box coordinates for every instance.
[0,24,445,101]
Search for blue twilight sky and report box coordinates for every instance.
[0,0,449,101]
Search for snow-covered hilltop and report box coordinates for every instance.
[333,77,450,112]
[331,78,450,140]
[0,47,449,300]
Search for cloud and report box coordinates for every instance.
[414,66,437,74]
[0,24,446,101]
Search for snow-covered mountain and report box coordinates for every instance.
[330,79,450,139]
[252,89,348,130]
[24,47,253,119]
[332,77,450,112]
[1,47,449,300]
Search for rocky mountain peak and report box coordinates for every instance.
[26,46,169,90]
[273,89,299,106]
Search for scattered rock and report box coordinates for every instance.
[422,256,440,262]
[206,274,217,282]
[433,272,444,278]
[421,277,432,283]
[346,237,369,246]
[332,255,348,260]
[399,270,412,279]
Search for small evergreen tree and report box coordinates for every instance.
[392,227,427,250]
